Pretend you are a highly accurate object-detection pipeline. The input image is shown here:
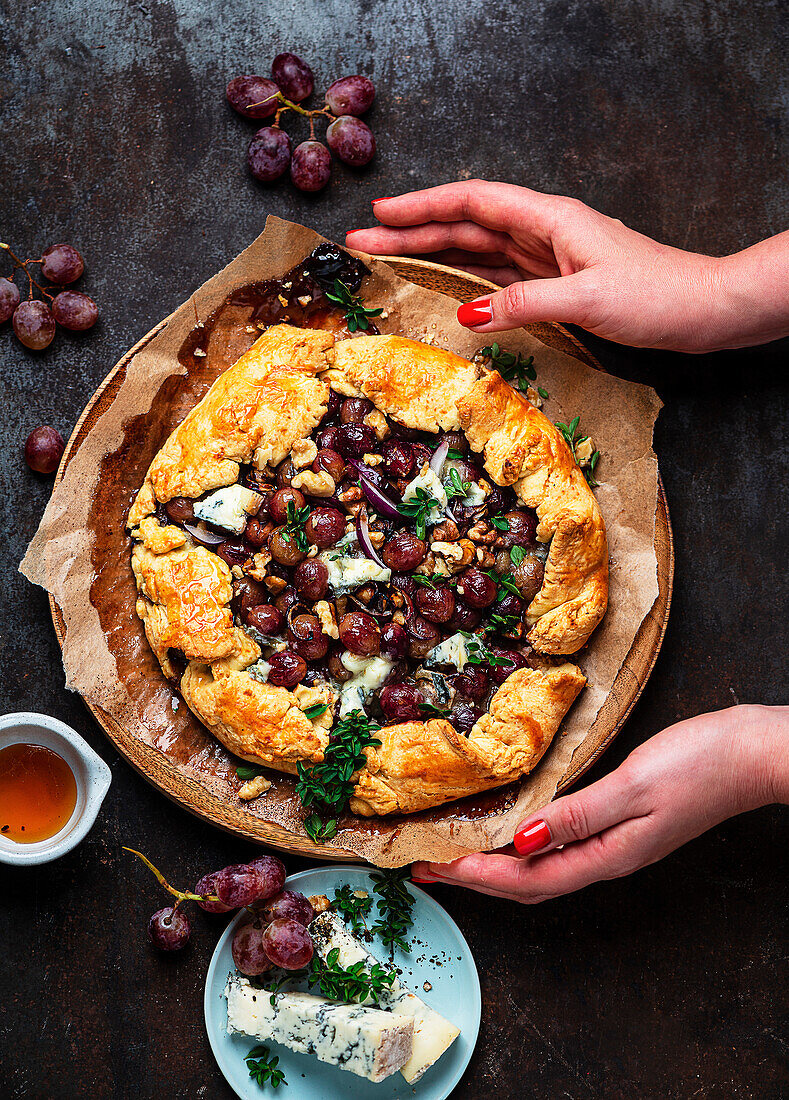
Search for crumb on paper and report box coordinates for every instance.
[525,385,543,409]
[238,774,271,801]
[193,347,207,357]
[171,696,179,711]
[297,295,311,306]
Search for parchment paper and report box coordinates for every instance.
[21,216,662,867]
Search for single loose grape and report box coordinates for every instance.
[40,243,84,284]
[13,300,56,350]
[148,906,191,951]
[261,917,314,969]
[226,75,280,118]
[0,277,20,322]
[290,141,332,193]
[52,290,98,331]
[326,116,376,167]
[271,53,314,103]
[247,127,292,182]
[24,426,65,474]
[325,75,375,116]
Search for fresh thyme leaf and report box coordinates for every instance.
[490,513,510,531]
[370,867,415,954]
[302,702,329,721]
[411,573,439,589]
[396,487,440,541]
[443,467,471,500]
[421,700,451,716]
[484,611,520,634]
[537,386,549,400]
[280,500,310,551]
[245,1044,287,1088]
[585,449,601,488]
[481,343,537,390]
[307,950,396,1006]
[264,971,307,1007]
[555,415,601,487]
[326,279,383,332]
[510,545,527,567]
[446,448,464,460]
[496,575,522,599]
[236,762,266,781]
[459,631,517,668]
[333,884,373,933]
[296,711,381,840]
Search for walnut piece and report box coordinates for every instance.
[238,774,272,801]
[315,600,339,639]
[309,894,331,914]
[338,485,363,503]
[291,469,335,496]
[291,437,318,469]
[575,436,596,466]
[432,519,459,541]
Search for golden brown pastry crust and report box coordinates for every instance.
[129,323,607,818]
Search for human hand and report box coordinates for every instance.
[411,705,788,904]
[346,181,789,352]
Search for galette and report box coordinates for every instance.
[128,315,607,828]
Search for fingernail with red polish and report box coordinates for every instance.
[514,819,551,856]
[371,197,393,205]
[457,299,492,328]
[410,876,436,884]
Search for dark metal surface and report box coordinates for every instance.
[1,2,787,1097]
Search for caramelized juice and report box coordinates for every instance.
[0,743,78,843]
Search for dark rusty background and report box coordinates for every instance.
[1,1,787,1097]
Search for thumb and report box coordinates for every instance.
[456,272,592,332]
[513,767,648,856]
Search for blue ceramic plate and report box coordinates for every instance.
[204,864,480,1100]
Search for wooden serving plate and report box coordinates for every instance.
[49,258,673,859]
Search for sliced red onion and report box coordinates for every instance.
[352,468,402,520]
[183,520,225,545]
[355,510,386,567]
[429,438,450,476]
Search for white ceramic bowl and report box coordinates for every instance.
[0,712,112,866]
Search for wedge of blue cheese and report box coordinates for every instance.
[310,910,461,1083]
[425,631,470,671]
[193,484,263,534]
[224,974,413,1082]
[319,550,392,596]
[338,652,394,716]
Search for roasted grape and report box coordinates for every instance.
[326,116,376,167]
[275,587,300,616]
[489,649,527,684]
[214,863,267,908]
[232,921,273,976]
[13,300,56,350]
[380,622,408,658]
[270,486,306,524]
[232,578,269,617]
[499,509,538,548]
[165,496,195,523]
[334,423,376,456]
[458,567,497,608]
[450,701,481,734]
[382,531,427,572]
[511,552,545,602]
[148,906,190,951]
[0,277,20,322]
[267,650,307,688]
[305,506,345,547]
[380,682,423,721]
[324,75,375,116]
[226,75,280,118]
[449,600,481,632]
[268,526,306,566]
[382,440,414,478]
[340,397,373,424]
[416,585,455,624]
[290,140,332,192]
[276,458,298,488]
[289,613,329,661]
[24,426,64,474]
[262,917,314,970]
[313,447,345,483]
[339,611,381,656]
[244,516,269,547]
[216,539,250,568]
[40,243,84,284]
[293,559,329,601]
[271,52,314,103]
[248,126,292,182]
[245,603,285,637]
[195,871,234,914]
[406,616,441,659]
[51,290,98,331]
[453,666,490,701]
[260,889,315,926]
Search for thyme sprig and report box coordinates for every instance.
[308,947,396,1006]
[370,867,415,954]
[483,611,520,635]
[510,545,527,567]
[326,279,383,332]
[245,1045,287,1089]
[296,710,381,844]
[281,500,311,551]
[302,702,329,721]
[333,884,373,934]
[236,762,267,781]
[555,415,601,488]
[443,467,471,500]
[490,513,510,532]
[460,631,516,669]
[397,487,440,540]
[482,342,536,392]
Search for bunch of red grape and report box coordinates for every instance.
[128,847,315,971]
[226,52,376,193]
[0,241,98,351]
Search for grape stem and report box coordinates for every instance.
[0,242,53,300]
[246,91,336,130]
[122,846,219,905]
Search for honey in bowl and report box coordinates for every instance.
[0,743,78,843]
